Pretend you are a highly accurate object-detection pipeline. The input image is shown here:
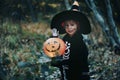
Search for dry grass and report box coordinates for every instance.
[21,22,52,37]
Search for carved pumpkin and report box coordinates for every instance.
[43,38,66,57]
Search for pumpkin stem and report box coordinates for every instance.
[52,28,59,37]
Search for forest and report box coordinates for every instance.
[0,0,120,80]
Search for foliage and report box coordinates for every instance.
[0,19,120,80]
[0,0,120,80]
[0,0,65,22]
[0,0,120,24]
[0,21,59,80]
[88,45,120,80]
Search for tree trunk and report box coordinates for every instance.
[64,0,71,10]
[85,0,116,47]
[105,0,120,46]
[26,0,37,22]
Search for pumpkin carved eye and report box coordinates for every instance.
[43,38,66,58]
[54,41,57,43]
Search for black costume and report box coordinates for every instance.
[51,31,90,80]
[50,1,91,80]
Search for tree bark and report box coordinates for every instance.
[85,0,116,47]
[105,0,120,46]
[26,0,37,22]
[64,0,71,10]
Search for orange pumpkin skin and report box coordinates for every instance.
[43,38,66,58]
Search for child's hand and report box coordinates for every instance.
[50,56,63,67]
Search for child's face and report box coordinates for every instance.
[64,20,79,36]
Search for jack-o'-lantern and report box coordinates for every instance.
[43,38,66,58]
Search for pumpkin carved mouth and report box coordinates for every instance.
[45,44,60,52]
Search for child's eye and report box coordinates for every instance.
[71,24,74,26]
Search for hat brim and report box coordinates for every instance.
[51,10,91,34]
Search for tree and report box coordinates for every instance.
[85,0,120,49]
[64,0,71,10]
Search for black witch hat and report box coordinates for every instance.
[51,1,91,34]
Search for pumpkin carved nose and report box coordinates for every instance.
[52,46,55,48]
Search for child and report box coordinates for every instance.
[50,1,91,80]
